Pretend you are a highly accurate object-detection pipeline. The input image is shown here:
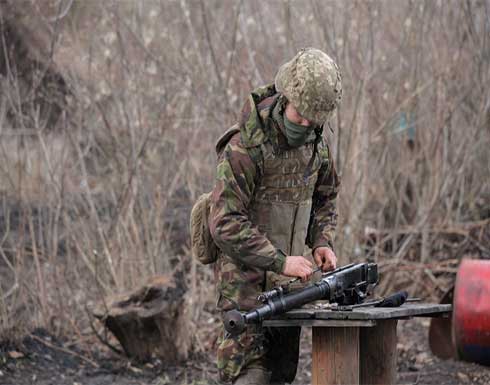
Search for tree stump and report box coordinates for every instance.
[93,275,191,364]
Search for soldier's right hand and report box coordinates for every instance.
[282,256,313,281]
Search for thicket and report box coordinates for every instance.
[0,0,489,353]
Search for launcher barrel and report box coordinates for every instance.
[223,262,378,335]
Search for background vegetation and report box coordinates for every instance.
[0,0,489,356]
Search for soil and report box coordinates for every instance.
[1,318,489,385]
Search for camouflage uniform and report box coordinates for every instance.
[209,49,341,384]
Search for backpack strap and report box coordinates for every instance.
[215,124,265,182]
[216,124,240,157]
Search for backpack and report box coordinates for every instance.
[190,126,242,264]
[190,191,218,264]
[189,100,272,264]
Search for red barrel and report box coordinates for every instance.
[453,259,490,365]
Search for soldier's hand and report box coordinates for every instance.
[283,256,313,281]
[313,247,337,272]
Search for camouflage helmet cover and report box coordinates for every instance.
[275,47,342,124]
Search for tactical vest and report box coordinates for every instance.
[215,94,325,310]
[251,138,322,289]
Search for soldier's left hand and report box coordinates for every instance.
[313,247,337,272]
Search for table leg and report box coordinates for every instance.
[312,326,360,385]
[360,319,398,385]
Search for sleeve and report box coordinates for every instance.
[208,134,286,273]
[307,143,341,251]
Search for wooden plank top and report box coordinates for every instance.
[269,303,452,322]
[263,319,377,328]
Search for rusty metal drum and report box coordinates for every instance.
[453,259,490,365]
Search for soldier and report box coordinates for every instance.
[209,47,342,384]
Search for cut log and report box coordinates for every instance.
[312,326,360,385]
[93,275,191,364]
[360,320,398,385]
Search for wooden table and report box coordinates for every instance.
[263,303,452,385]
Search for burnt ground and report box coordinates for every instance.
[1,318,490,385]
[394,318,490,385]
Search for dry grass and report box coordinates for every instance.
[0,0,489,348]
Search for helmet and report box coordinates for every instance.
[275,47,342,124]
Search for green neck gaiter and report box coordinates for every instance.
[283,115,315,147]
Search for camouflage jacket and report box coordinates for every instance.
[209,84,340,311]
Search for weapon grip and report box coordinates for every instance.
[375,291,408,307]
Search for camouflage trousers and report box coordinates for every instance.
[217,322,301,384]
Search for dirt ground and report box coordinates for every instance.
[1,318,489,385]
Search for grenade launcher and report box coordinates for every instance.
[223,262,379,335]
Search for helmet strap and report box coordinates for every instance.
[302,125,323,183]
